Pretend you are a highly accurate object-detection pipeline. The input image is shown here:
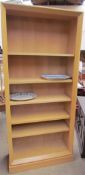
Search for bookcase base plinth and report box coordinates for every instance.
[9,154,73,174]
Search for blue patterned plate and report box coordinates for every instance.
[41,74,71,80]
[10,92,37,101]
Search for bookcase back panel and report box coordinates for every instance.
[13,132,68,161]
[10,84,72,97]
[11,103,67,116]
[8,56,73,78]
[7,16,77,54]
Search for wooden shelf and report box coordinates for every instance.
[12,110,70,125]
[4,3,81,18]
[9,78,72,85]
[13,133,70,164]
[8,56,73,82]
[10,95,71,106]
[12,121,69,138]
[8,53,74,57]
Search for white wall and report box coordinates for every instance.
[0,0,5,47]
[81,10,85,50]
[0,7,2,47]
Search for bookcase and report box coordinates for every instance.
[1,3,83,173]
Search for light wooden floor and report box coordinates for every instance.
[0,112,85,175]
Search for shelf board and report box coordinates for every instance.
[10,95,71,106]
[9,78,72,85]
[12,121,69,138]
[12,110,70,125]
[13,134,70,164]
[8,52,74,57]
[5,3,81,18]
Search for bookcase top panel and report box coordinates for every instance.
[2,3,82,20]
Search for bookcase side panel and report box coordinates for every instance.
[1,4,13,163]
[68,14,83,152]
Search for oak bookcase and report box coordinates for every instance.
[1,3,83,173]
